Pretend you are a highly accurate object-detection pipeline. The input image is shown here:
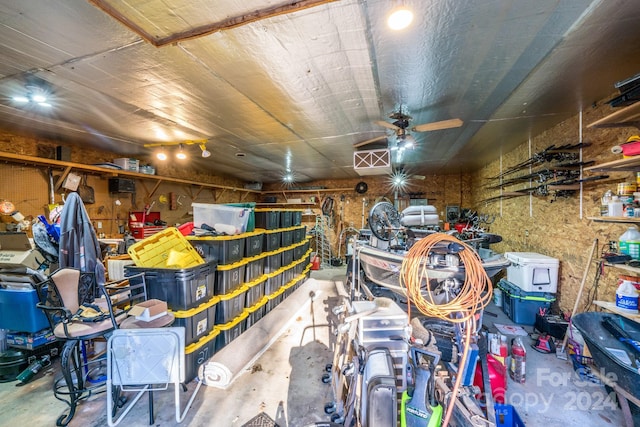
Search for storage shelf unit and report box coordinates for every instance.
[583,156,640,173]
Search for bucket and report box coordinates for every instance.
[493,288,503,307]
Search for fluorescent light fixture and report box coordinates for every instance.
[13,96,29,103]
[32,94,47,103]
[199,143,211,158]
[176,144,187,160]
[388,6,414,30]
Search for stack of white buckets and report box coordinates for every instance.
[617,226,640,313]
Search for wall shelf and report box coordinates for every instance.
[583,156,640,173]
[593,300,640,321]
[588,102,640,129]
[0,151,259,200]
[587,216,640,224]
[604,262,640,275]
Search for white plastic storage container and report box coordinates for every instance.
[192,203,251,233]
[505,252,559,293]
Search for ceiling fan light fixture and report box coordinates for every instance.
[388,6,414,30]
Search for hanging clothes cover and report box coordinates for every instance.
[58,192,106,285]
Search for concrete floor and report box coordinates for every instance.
[0,266,628,426]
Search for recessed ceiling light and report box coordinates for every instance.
[236,152,246,157]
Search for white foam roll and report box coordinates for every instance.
[214,223,240,235]
[199,361,233,388]
[612,145,623,154]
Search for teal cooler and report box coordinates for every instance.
[497,279,555,325]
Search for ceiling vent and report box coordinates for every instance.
[353,149,392,176]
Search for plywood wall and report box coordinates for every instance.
[472,94,638,312]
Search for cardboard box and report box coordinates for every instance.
[113,158,139,172]
[6,328,55,350]
[129,299,168,322]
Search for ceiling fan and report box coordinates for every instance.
[354,109,463,149]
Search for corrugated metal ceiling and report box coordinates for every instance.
[0,0,639,183]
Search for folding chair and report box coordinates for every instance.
[106,327,202,426]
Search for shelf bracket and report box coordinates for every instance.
[54,166,73,191]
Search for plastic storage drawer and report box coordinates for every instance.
[125,260,217,311]
[255,209,280,230]
[214,259,247,294]
[0,287,49,333]
[244,230,264,257]
[263,230,282,252]
[216,285,248,324]
[216,311,248,351]
[187,235,245,265]
[244,256,265,283]
[171,296,219,346]
[184,328,219,383]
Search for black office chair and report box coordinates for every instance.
[35,268,150,426]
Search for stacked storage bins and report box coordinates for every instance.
[125,228,221,382]
[188,208,312,353]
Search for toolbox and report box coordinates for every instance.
[498,279,556,325]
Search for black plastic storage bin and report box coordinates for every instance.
[244,230,264,257]
[188,235,245,266]
[255,209,280,230]
[185,329,219,383]
[291,210,302,226]
[216,311,248,351]
[215,259,248,295]
[282,247,294,266]
[244,255,265,283]
[171,296,218,346]
[281,229,294,247]
[280,210,293,228]
[263,229,281,252]
[264,251,282,274]
[125,260,217,311]
[292,226,306,244]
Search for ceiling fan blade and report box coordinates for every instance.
[375,120,400,131]
[412,118,463,132]
[353,135,387,148]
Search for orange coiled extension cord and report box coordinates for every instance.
[400,233,493,427]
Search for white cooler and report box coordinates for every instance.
[505,252,559,293]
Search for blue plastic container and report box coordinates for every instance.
[495,403,525,427]
[0,288,49,333]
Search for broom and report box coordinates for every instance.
[557,238,598,360]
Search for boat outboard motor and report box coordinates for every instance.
[402,347,442,427]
